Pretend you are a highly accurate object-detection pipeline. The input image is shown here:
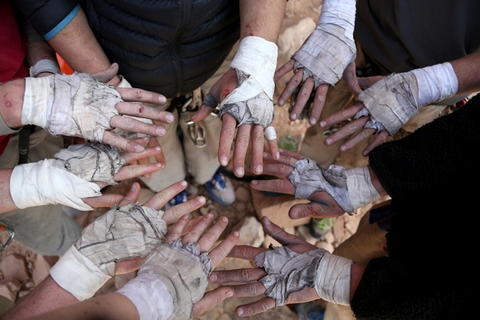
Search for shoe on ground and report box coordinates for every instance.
[293,301,326,320]
[309,217,335,239]
[163,188,188,211]
[205,168,236,206]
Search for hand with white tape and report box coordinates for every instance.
[275,0,357,125]
[49,180,208,302]
[249,149,382,219]
[210,217,359,317]
[320,62,459,156]
[21,63,173,153]
[117,212,239,320]
[191,37,280,178]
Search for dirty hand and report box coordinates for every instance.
[250,150,380,219]
[275,0,356,125]
[21,63,174,153]
[117,213,239,320]
[320,62,459,156]
[191,37,280,178]
[49,180,207,301]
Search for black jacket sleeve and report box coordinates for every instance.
[369,94,480,201]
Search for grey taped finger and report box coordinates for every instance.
[255,246,329,306]
[288,158,354,214]
[53,142,125,185]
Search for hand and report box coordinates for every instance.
[192,68,280,178]
[210,217,321,317]
[117,212,240,319]
[250,149,347,219]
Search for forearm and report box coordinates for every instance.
[0,276,79,320]
[239,0,285,42]
[0,169,17,214]
[47,9,119,85]
[0,79,24,129]
[450,50,480,95]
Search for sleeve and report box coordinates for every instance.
[13,0,80,40]
[368,93,480,201]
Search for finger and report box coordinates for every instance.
[208,230,240,267]
[233,124,251,177]
[325,117,369,147]
[261,162,295,179]
[362,130,389,156]
[110,115,167,137]
[266,138,280,160]
[182,213,215,244]
[192,286,234,316]
[274,59,295,82]
[218,115,237,167]
[285,287,320,304]
[115,88,167,105]
[146,137,167,167]
[290,77,314,122]
[236,297,276,317]
[338,127,375,153]
[82,193,127,208]
[210,268,267,284]
[118,182,142,206]
[102,131,145,152]
[310,84,329,124]
[113,163,163,181]
[190,104,215,122]
[91,63,119,83]
[277,67,304,107]
[250,125,265,175]
[115,257,144,275]
[278,149,305,161]
[227,245,266,261]
[143,180,187,210]
[164,214,190,243]
[250,179,295,198]
[289,202,327,220]
[120,145,162,164]
[162,196,206,224]
[197,216,229,252]
[319,102,364,129]
[261,216,302,246]
[343,60,362,95]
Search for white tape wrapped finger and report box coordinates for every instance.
[264,126,277,141]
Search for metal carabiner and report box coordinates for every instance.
[0,225,15,251]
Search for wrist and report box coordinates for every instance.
[411,62,458,106]
[22,76,52,128]
[29,59,60,78]
[346,166,381,210]
[314,253,353,305]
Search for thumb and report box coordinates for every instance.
[91,63,119,84]
[343,61,362,95]
[261,217,298,246]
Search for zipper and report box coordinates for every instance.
[172,0,192,96]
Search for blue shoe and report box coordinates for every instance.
[293,301,326,320]
[164,189,188,210]
[205,168,236,206]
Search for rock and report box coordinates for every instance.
[296,225,318,245]
[233,216,264,247]
[235,187,251,202]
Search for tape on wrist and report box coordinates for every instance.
[50,246,111,301]
[346,166,381,210]
[314,253,353,305]
[29,59,60,77]
[411,62,458,107]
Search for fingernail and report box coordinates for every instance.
[251,180,258,186]
[180,180,187,187]
[210,274,217,282]
[320,120,327,127]
[191,112,197,120]
[221,216,228,222]
[325,138,332,145]
[264,217,271,225]
[198,196,206,204]
[155,163,163,168]
[226,290,233,297]
[181,214,190,220]
[310,118,317,125]
[233,231,239,237]
[275,151,280,160]
[207,213,214,219]
[278,99,284,106]
[220,156,229,166]
[166,113,174,123]
[130,183,137,191]
[235,167,244,177]
[290,113,297,121]
[155,146,161,151]
[156,127,166,135]
[134,144,145,152]
[255,164,262,174]
[263,152,269,158]
[237,308,244,316]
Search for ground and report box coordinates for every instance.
[0,0,374,318]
